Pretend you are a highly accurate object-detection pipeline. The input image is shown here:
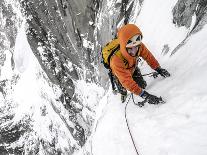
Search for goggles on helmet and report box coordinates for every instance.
[126,34,142,48]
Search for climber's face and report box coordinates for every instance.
[126,45,140,57]
[126,34,142,57]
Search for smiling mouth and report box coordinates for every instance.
[126,45,140,56]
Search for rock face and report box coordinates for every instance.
[171,0,207,55]
[0,2,23,153]
[18,0,101,150]
[1,0,101,154]
[19,0,99,99]
[173,0,207,33]
[0,0,144,154]
[0,1,20,73]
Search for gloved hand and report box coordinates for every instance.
[155,67,170,77]
[140,90,164,105]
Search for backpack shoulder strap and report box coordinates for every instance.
[114,50,129,68]
[108,44,120,68]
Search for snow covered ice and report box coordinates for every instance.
[90,0,207,155]
[91,26,207,155]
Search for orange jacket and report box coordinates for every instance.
[110,24,160,95]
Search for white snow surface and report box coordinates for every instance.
[14,22,32,73]
[90,0,207,155]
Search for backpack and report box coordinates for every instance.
[102,38,120,69]
[101,38,142,93]
[101,38,125,92]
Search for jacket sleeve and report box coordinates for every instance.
[140,44,160,69]
[110,56,142,95]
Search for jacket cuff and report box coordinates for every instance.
[155,66,161,71]
[139,89,145,97]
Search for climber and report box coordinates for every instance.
[110,24,170,103]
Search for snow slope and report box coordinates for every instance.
[91,0,207,155]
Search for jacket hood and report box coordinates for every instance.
[118,24,142,63]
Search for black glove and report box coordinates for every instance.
[155,67,170,77]
[140,91,164,105]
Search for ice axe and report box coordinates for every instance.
[132,94,165,107]
[142,71,159,78]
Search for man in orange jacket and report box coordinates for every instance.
[110,24,170,104]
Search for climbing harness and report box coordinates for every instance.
[124,94,140,155]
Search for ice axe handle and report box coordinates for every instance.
[136,99,147,107]
[142,72,159,78]
[152,72,159,78]
[159,97,166,104]
[136,97,165,107]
